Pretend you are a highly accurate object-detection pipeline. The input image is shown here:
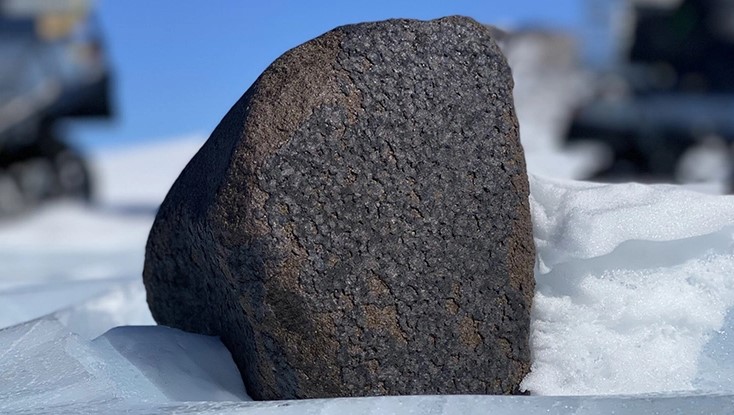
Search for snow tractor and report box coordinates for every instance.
[0,0,112,216]
[565,0,734,186]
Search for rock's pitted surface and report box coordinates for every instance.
[143,16,535,400]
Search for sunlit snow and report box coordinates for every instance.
[3,38,734,412]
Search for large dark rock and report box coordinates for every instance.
[143,16,535,400]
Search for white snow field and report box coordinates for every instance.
[2,132,734,414]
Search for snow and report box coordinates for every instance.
[530,177,734,270]
[2,51,734,413]
[55,281,154,340]
[2,136,734,413]
[525,176,734,394]
[524,191,734,395]
[0,136,204,328]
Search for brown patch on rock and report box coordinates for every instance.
[363,304,408,346]
[458,317,483,350]
[445,298,460,315]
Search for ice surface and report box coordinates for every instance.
[2,314,733,415]
[0,317,248,414]
[0,202,152,254]
[95,325,250,401]
[128,394,734,415]
[0,317,166,414]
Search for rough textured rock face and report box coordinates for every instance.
[143,16,535,400]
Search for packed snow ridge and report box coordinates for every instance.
[525,176,734,395]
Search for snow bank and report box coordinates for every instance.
[524,175,734,395]
[530,176,734,270]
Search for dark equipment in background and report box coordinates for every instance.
[0,0,113,216]
[566,0,734,186]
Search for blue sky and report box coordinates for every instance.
[66,0,584,150]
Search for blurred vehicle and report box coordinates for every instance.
[0,0,112,216]
[566,0,734,186]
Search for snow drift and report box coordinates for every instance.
[525,176,734,395]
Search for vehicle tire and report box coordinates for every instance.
[0,171,25,217]
[53,148,92,201]
[9,158,57,207]
[35,124,93,202]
